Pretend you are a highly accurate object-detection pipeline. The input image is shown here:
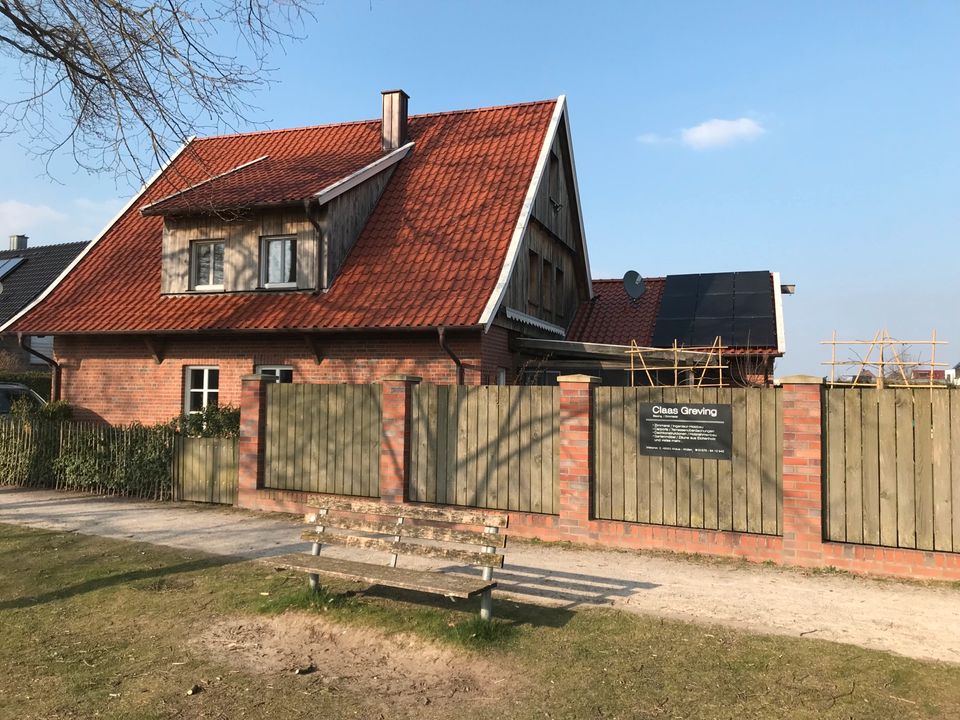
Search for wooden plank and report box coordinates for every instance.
[931,390,952,552]
[429,385,444,505]
[895,388,917,548]
[352,385,365,496]
[475,386,491,510]
[717,388,733,531]
[675,387,692,528]
[497,386,510,510]
[824,389,846,541]
[306,385,320,494]
[486,386,500,509]
[914,391,934,550]
[860,389,881,545]
[660,387,679,526]
[595,388,612,519]
[455,386,469,507]
[263,384,275,487]
[745,389,762,534]
[301,531,505,568]
[538,388,552,514]
[466,386,480,508]
[301,514,507,547]
[528,388,543,514]
[412,386,428,502]
[334,384,347,495]
[446,385,460,506]
[305,496,510,528]
[623,388,639,523]
[776,388,784,534]
[295,384,307,492]
[262,554,496,599]
[759,388,778,536]
[611,387,626,521]
[877,389,898,548]
[952,392,960,554]
[507,386,521,511]
[843,389,863,544]
[647,388,664,524]
[730,388,748,532]
[700,387,718,530]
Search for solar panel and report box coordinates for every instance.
[0,257,24,279]
[652,270,777,349]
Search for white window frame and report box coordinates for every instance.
[191,240,225,291]
[260,235,297,289]
[184,366,219,414]
[256,365,294,383]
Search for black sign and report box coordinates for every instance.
[639,402,732,460]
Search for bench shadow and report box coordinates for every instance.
[0,556,238,611]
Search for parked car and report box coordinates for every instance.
[0,383,46,414]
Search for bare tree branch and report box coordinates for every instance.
[0,0,314,185]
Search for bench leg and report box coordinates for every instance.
[480,589,492,621]
[308,574,320,593]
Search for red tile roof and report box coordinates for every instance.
[8,100,557,334]
[567,278,665,346]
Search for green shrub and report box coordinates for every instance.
[172,404,240,438]
[10,397,72,423]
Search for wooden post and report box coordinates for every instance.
[308,508,327,592]
[480,525,498,621]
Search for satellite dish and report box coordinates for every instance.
[623,271,645,300]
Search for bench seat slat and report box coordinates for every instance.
[300,531,505,568]
[264,554,497,599]
[302,515,507,548]
[304,497,509,528]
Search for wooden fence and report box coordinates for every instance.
[594,387,783,535]
[0,419,175,500]
[409,385,560,514]
[263,383,382,497]
[173,436,238,504]
[825,388,960,552]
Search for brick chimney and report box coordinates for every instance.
[9,235,27,251]
[381,89,409,152]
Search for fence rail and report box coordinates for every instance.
[594,387,783,535]
[173,436,238,504]
[409,385,560,514]
[263,383,382,497]
[825,388,960,552]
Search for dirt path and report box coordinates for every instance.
[2,487,958,664]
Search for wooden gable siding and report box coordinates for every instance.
[316,165,396,288]
[160,166,395,295]
[498,124,587,333]
[161,210,317,294]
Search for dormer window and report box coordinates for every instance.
[261,236,297,288]
[191,240,224,290]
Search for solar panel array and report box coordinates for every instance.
[652,271,777,348]
[0,257,24,280]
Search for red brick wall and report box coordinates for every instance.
[54,330,485,425]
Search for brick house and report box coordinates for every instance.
[2,91,593,424]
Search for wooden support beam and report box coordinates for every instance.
[303,334,324,364]
[143,336,165,364]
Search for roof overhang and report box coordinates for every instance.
[515,337,781,364]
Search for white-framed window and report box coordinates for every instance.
[191,240,225,290]
[257,365,293,383]
[184,366,219,413]
[261,236,297,288]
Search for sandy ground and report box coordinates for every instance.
[1,486,958,664]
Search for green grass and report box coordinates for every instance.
[1,522,960,719]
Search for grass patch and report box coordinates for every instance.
[1,522,960,719]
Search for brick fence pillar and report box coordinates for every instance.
[236,373,269,510]
[557,374,600,538]
[379,375,421,504]
[779,374,825,566]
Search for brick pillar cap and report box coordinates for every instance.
[380,374,422,383]
[241,373,270,382]
[776,374,824,385]
[557,374,601,384]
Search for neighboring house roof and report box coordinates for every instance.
[568,273,782,355]
[0,242,87,326]
[5,99,563,335]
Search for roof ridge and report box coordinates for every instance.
[191,97,559,143]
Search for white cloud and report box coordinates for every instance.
[637,132,669,145]
[0,197,124,245]
[680,117,765,149]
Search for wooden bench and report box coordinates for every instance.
[264,497,509,620]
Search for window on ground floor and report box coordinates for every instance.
[256,365,293,383]
[184,366,219,413]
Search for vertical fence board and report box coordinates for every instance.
[931,390,952,552]
[623,390,639,523]
[860,389,881,545]
[843,391,864,544]
[914,394,934,550]
[894,389,917,548]
[952,392,960,553]
[730,389,748,532]
[745,390,762,534]
[878,389,898,547]
[760,388,779,535]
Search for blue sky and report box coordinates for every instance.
[0,0,957,374]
